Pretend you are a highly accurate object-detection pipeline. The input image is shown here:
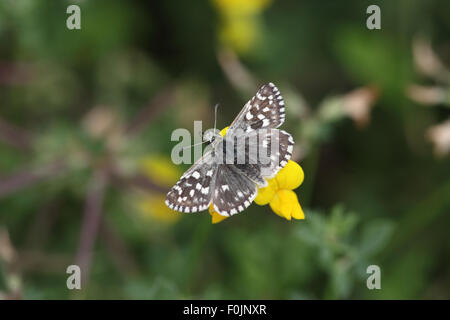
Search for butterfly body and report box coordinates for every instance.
[165,83,294,216]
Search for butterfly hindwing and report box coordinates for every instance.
[231,128,294,186]
[255,128,294,179]
[212,164,257,216]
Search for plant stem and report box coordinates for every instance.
[75,168,108,288]
[0,161,65,198]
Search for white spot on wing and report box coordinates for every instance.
[192,171,200,179]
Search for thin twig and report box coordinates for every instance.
[0,161,65,198]
[75,168,108,287]
[217,47,258,94]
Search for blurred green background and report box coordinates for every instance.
[0,0,449,299]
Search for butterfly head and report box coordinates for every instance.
[203,128,222,145]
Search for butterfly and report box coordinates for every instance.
[165,83,294,216]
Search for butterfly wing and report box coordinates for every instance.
[251,128,294,179]
[166,82,293,217]
[211,129,294,216]
[165,151,217,213]
[232,128,294,187]
[228,82,286,134]
[212,164,257,216]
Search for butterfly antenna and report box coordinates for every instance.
[182,140,208,150]
[183,104,219,150]
[213,103,219,134]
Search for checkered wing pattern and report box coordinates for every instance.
[165,151,217,213]
[233,128,294,185]
[212,165,257,216]
[166,83,294,218]
[228,82,285,134]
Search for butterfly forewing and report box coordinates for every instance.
[165,151,217,213]
[229,82,285,134]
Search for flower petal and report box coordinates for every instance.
[269,189,302,221]
[275,160,304,190]
[209,204,228,224]
[220,126,229,137]
[213,0,272,16]
[254,178,278,205]
[291,199,305,220]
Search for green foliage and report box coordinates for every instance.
[0,0,449,300]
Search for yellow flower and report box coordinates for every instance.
[138,194,181,224]
[254,160,305,221]
[137,156,183,224]
[213,0,272,16]
[219,126,230,136]
[219,19,260,54]
[140,155,182,186]
[208,127,305,223]
[212,0,272,54]
[209,205,229,224]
